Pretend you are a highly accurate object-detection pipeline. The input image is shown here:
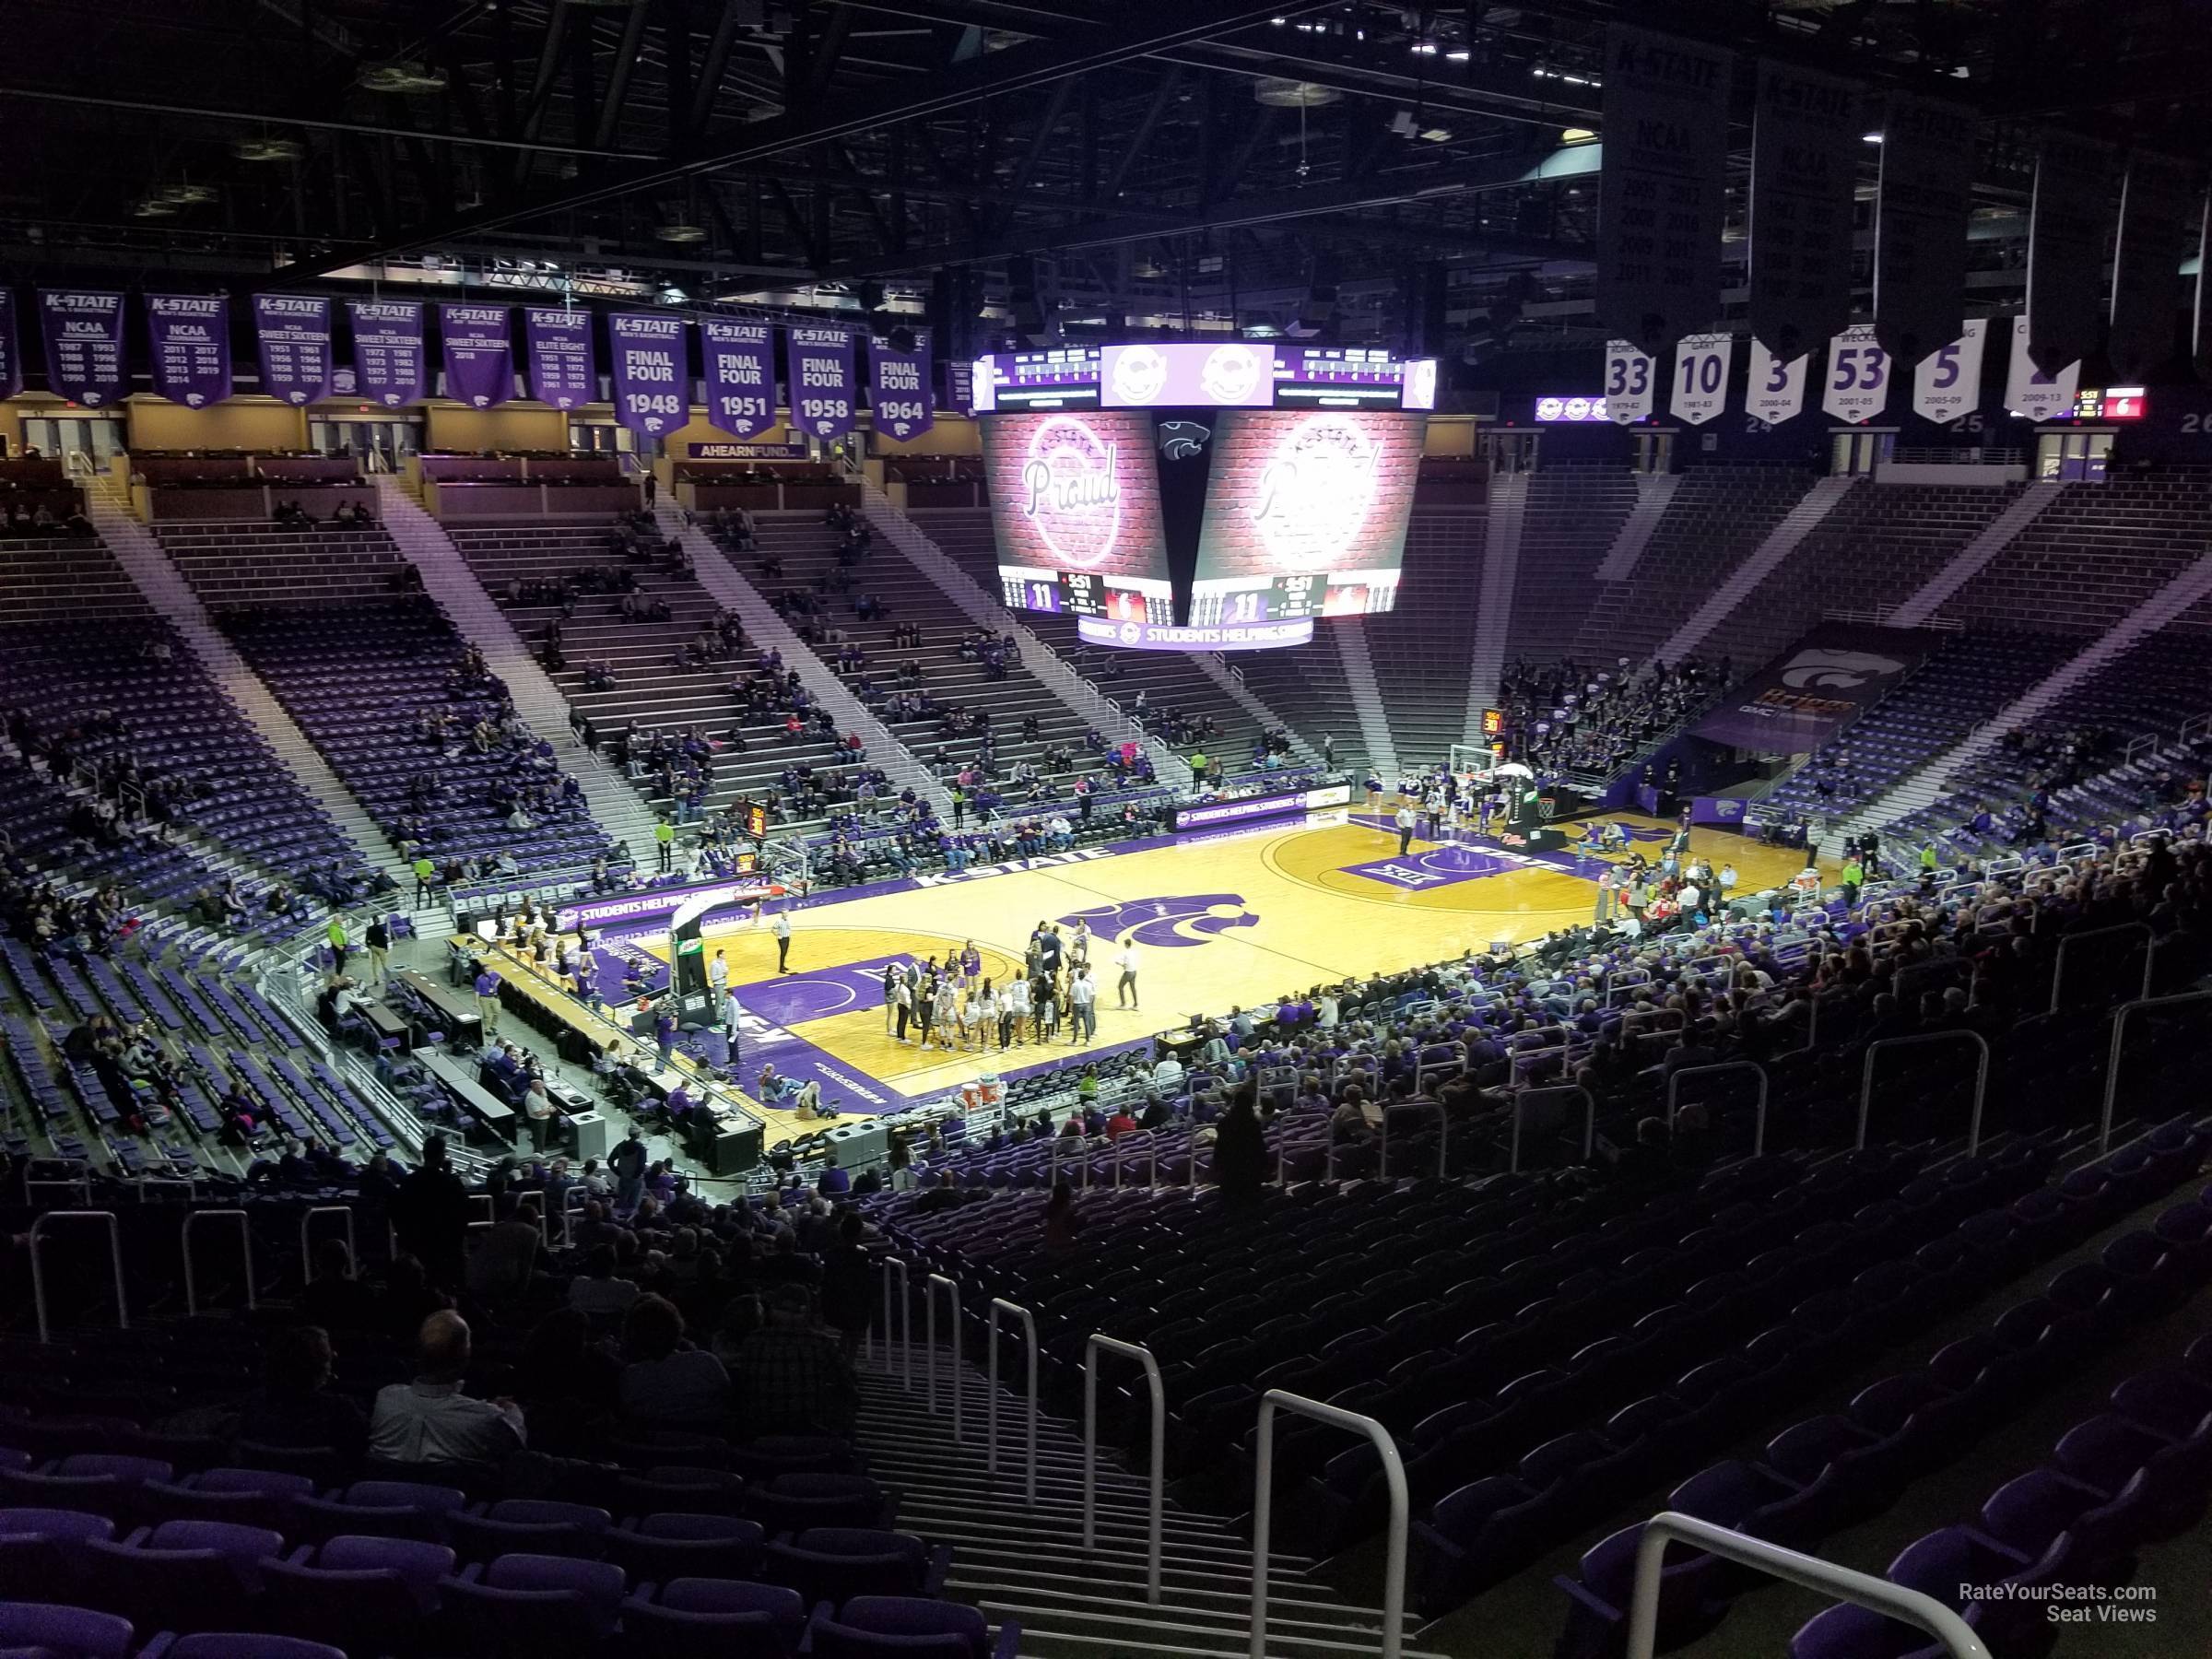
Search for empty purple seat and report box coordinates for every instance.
[440,1552,627,1656]
[0,1602,134,1659]
[137,1636,345,1659]
[448,1498,611,1563]
[1551,1521,1725,1659]
[1969,1467,2105,1561]
[261,1535,453,1655]
[808,1595,1017,1659]
[760,1528,949,1609]
[603,1512,765,1583]
[618,1577,808,1659]
[141,1467,315,1532]
[295,1478,467,1545]
[2111,1368,2212,1441]
[1408,1477,1547,1616]
[725,1436,859,1480]
[81,1519,283,1632]
[0,1509,114,1602]
[0,1456,171,1525]
[746,1473,892,1532]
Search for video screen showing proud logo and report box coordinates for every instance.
[1250,413,1383,570]
[1018,415,1124,568]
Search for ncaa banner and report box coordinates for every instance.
[1747,63,1862,362]
[524,308,595,410]
[1912,319,1988,424]
[2004,314,2077,422]
[787,325,858,439]
[869,330,935,441]
[2026,134,2113,377]
[440,303,513,408]
[39,289,125,406]
[700,319,776,439]
[2107,154,2191,384]
[253,294,335,406]
[607,312,688,436]
[144,294,230,407]
[0,291,18,401]
[347,300,426,407]
[1602,340,1656,424]
[1819,324,1891,424]
[1872,93,1975,371]
[1745,340,1809,424]
[1594,26,1734,357]
[1668,333,1732,425]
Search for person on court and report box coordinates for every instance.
[1114,936,1141,1009]
[771,908,792,972]
[722,984,745,1063]
[1394,801,1418,856]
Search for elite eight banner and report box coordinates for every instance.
[607,312,688,435]
[348,300,426,407]
[524,308,595,410]
[869,330,934,441]
[144,294,231,407]
[440,303,513,408]
[39,289,126,406]
[253,294,335,405]
[700,320,776,439]
[787,324,857,440]
[0,291,18,401]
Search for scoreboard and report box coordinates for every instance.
[966,344,1438,414]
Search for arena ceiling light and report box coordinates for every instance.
[656,221,709,244]
[1254,77,1340,107]
[359,60,450,95]
[232,135,304,163]
[1560,127,1598,145]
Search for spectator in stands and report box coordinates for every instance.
[236,1325,369,1465]
[1212,1087,1268,1202]
[727,1281,860,1435]
[368,1310,526,1465]
[389,1133,471,1292]
[618,1292,733,1433]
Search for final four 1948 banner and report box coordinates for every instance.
[607,312,688,436]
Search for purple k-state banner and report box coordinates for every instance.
[348,300,426,407]
[0,290,24,401]
[38,289,126,406]
[868,330,934,441]
[787,324,857,439]
[607,312,688,435]
[253,294,335,406]
[144,294,231,407]
[700,320,776,439]
[440,302,514,408]
[524,308,595,410]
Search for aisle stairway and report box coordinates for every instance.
[1332,622,1399,779]
[855,1351,1446,1658]
[1462,476,1524,735]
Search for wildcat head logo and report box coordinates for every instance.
[1057,894,1256,948]
[1779,649,1905,689]
[1159,421,1211,459]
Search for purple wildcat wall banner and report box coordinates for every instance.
[253,294,335,406]
[607,312,688,435]
[525,308,595,410]
[38,289,126,406]
[787,325,857,439]
[144,294,231,407]
[348,300,426,407]
[700,320,776,438]
[868,330,934,441]
[0,291,18,401]
[440,302,514,408]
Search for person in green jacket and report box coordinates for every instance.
[325,914,350,977]
[412,854,437,907]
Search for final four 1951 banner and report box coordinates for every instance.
[524,308,595,411]
[39,289,125,406]
[144,294,231,407]
[440,303,514,408]
[869,331,935,441]
[0,290,18,401]
[253,294,335,406]
[348,300,426,407]
[608,312,688,435]
[787,325,857,440]
[700,320,776,439]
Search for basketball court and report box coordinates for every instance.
[608,808,1821,1114]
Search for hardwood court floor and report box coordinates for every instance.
[645,811,1820,1102]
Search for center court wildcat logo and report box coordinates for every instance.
[1779,648,1905,689]
[1057,894,1256,948]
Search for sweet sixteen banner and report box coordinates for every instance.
[253,294,335,405]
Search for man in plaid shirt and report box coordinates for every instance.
[729,1282,860,1435]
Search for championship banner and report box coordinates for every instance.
[1603,340,1656,424]
[1912,319,1988,424]
[1745,340,1809,424]
[348,300,426,408]
[253,294,335,406]
[700,319,776,439]
[607,312,688,436]
[144,294,230,407]
[1872,93,1975,371]
[1747,63,1862,362]
[0,291,18,401]
[439,303,513,408]
[1819,324,1891,425]
[1595,26,1734,358]
[868,330,935,441]
[524,308,595,410]
[1668,333,1732,425]
[1693,622,1946,753]
[2107,154,2192,383]
[2025,134,2112,377]
[2004,314,2078,422]
[38,289,125,407]
[787,325,858,439]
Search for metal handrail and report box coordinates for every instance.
[182,1208,255,1315]
[1112,1129,1159,1191]
[1858,1030,1992,1154]
[878,1255,912,1383]
[2049,921,2154,1014]
[30,1211,126,1344]
[1083,1335,1164,1606]
[559,1185,586,1248]
[1627,1512,1990,1659]
[1049,1133,1094,1191]
[1665,1061,1770,1158]
[469,1194,496,1225]
[2100,992,2212,1154]
[925,1273,962,1441]
[1251,1391,1406,1659]
[1379,1099,1449,1180]
[1511,1084,1595,1172]
[300,1206,359,1278]
[986,1298,1039,1508]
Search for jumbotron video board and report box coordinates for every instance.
[976,344,1433,647]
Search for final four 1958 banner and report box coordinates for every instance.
[144,294,231,407]
[787,325,857,440]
